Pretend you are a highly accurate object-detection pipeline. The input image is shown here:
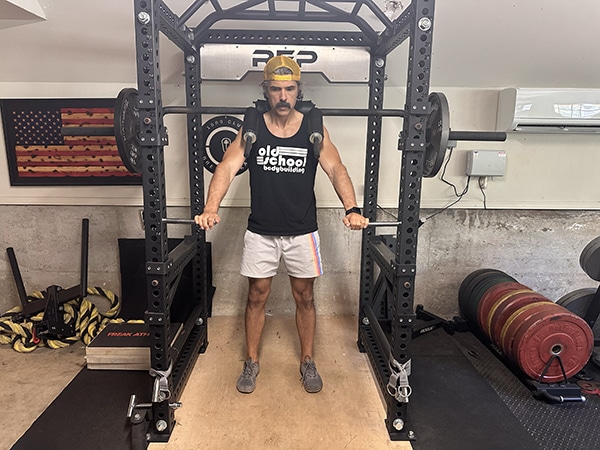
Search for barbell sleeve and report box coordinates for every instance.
[163,106,247,115]
[162,218,196,224]
[448,130,507,142]
[367,221,402,227]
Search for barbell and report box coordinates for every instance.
[61,88,506,177]
[137,210,402,229]
[161,218,401,227]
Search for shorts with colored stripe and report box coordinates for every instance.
[240,230,323,278]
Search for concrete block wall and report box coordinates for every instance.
[0,205,144,316]
[1,205,598,321]
[415,209,599,319]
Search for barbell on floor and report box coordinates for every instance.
[62,88,506,177]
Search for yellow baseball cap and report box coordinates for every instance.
[263,55,301,81]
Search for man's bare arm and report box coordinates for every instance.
[194,131,246,230]
[318,127,369,230]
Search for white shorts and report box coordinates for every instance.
[240,230,324,278]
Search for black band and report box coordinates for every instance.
[345,207,361,216]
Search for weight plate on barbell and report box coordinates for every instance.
[423,92,450,178]
[114,88,142,174]
[202,115,248,176]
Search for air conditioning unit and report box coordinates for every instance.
[496,88,600,133]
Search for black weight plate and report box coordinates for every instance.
[459,269,513,304]
[556,289,589,308]
[462,273,496,325]
[202,115,248,176]
[114,88,142,174]
[469,272,517,327]
[580,236,600,281]
[423,92,450,178]
[459,270,490,322]
[459,269,496,321]
[459,269,512,324]
[580,237,600,267]
[578,239,595,274]
[557,288,600,337]
[472,272,517,304]
[459,269,497,305]
[557,288,598,312]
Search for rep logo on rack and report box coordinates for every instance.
[251,49,318,67]
[200,44,369,83]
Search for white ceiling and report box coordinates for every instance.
[0,0,44,30]
[0,0,599,89]
[0,0,44,19]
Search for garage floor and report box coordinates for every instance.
[1,315,412,450]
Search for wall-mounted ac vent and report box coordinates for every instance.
[496,88,600,134]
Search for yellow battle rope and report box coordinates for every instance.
[0,287,141,353]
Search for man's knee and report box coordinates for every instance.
[247,279,271,307]
[295,293,315,310]
[291,279,315,309]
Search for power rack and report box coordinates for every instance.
[130,0,437,445]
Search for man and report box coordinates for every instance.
[195,55,368,394]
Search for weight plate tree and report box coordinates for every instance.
[129,0,504,445]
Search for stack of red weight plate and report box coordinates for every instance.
[459,269,593,383]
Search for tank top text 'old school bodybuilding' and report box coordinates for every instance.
[246,113,319,236]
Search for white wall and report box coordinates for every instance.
[1,82,598,209]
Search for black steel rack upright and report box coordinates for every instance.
[132,0,435,444]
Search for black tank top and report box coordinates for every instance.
[246,114,318,236]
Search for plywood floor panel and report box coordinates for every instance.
[150,315,411,450]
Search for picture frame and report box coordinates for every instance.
[1,98,141,186]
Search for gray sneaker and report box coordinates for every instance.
[236,358,260,393]
[300,358,323,393]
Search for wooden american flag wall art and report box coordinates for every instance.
[1,98,141,186]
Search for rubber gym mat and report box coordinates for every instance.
[454,331,600,450]
[408,328,539,449]
[15,328,598,449]
[12,369,152,450]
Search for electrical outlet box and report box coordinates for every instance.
[466,150,506,177]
